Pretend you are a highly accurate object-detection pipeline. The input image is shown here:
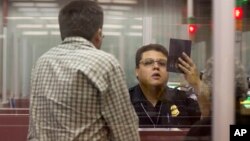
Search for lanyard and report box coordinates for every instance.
[140,102,162,128]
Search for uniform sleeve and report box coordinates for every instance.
[173,89,201,126]
[185,97,202,124]
[101,65,140,141]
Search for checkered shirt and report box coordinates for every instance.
[28,37,140,141]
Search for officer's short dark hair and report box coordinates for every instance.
[135,44,168,68]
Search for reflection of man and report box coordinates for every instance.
[28,1,140,141]
[129,44,201,128]
[184,58,249,141]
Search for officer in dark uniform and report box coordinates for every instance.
[129,44,201,128]
[129,84,200,128]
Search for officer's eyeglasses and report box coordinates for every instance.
[140,59,167,68]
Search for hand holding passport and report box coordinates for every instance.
[167,38,192,73]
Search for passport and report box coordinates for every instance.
[167,38,192,73]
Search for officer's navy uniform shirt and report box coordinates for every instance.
[129,84,201,128]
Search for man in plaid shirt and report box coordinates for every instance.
[28,1,140,141]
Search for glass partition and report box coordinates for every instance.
[1,0,211,101]
[0,0,250,141]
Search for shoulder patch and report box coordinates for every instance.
[188,93,198,101]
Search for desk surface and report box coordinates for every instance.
[0,114,190,141]
[139,128,189,141]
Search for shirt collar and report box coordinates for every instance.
[62,36,95,49]
[132,84,147,103]
[132,84,174,104]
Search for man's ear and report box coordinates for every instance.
[91,28,102,48]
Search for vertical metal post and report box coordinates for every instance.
[142,17,152,45]
[2,0,9,104]
[22,38,29,97]
[142,0,152,45]
[13,33,20,98]
[187,0,194,17]
[2,27,8,104]
[213,0,235,141]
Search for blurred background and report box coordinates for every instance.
[0,0,211,100]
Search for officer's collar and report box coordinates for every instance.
[132,84,174,104]
[132,84,147,103]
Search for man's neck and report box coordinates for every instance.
[139,84,165,107]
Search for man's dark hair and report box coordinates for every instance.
[135,44,169,68]
[59,0,103,41]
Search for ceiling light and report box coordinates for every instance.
[105,11,124,16]
[7,17,35,20]
[113,0,137,4]
[39,17,57,20]
[41,13,58,16]
[22,12,42,16]
[101,5,132,11]
[98,0,137,4]
[46,24,59,28]
[127,32,142,36]
[103,31,121,36]
[16,24,43,28]
[35,3,58,7]
[130,25,142,29]
[33,0,56,1]
[22,31,48,35]
[17,7,38,12]
[10,0,56,2]
[12,2,35,7]
[103,24,123,29]
[39,8,59,12]
[134,18,143,20]
[105,16,126,20]
[98,0,112,3]
[0,34,5,39]
[50,31,60,35]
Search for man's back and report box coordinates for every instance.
[28,37,139,141]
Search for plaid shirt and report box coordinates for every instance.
[28,37,140,141]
